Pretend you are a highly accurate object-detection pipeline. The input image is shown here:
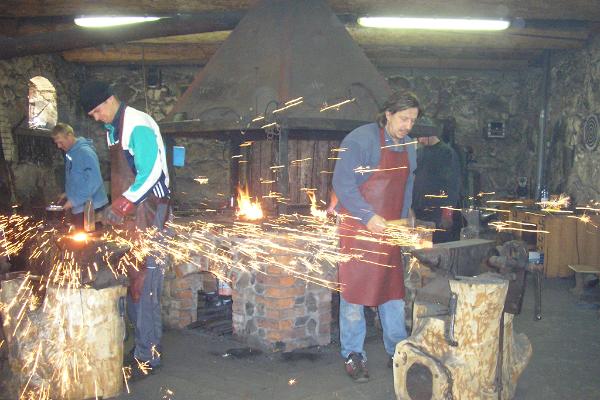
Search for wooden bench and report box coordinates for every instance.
[568,264,600,296]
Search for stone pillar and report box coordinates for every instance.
[232,248,331,352]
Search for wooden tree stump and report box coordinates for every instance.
[1,277,126,399]
[393,273,532,400]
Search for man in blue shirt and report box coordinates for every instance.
[332,89,419,383]
[51,123,108,228]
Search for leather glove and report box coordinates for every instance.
[103,207,124,226]
[102,196,135,226]
[112,196,136,218]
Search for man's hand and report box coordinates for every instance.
[56,193,67,205]
[366,214,387,234]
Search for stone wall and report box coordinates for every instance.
[546,33,600,203]
[4,35,600,210]
[86,64,545,203]
[384,68,543,198]
[0,54,87,210]
[83,65,231,207]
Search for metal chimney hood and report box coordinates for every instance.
[161,0,393,135]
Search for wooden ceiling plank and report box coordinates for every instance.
[2,0,600,21]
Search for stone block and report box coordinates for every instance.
[174,263,198,278]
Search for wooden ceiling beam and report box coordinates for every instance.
[62,44,218,65]
[61,42,537,70]
[2,0,600,21]
[0,12,242,60]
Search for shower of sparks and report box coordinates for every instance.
[478,191,496,197]
[285,97,304,105]
[194,176,209,184]
[567,214,599,228]
[239,141,254,147]
[381,140,417,149]
[291,158,312,165]
[424,191,448,199]
[489,220,550,234]
[261,122,277,129]
[161,387,175,399]
[319,98,355,112]
[270,165,285,170]
[537,194,571,212]
[251,115,265,122]
[232,154,244,159]
[330,148,347,152]
[319,170,333,174]
[479,207,511,214]
[354,166,407,175]
[288,378,297,385]
[486,200,524,204]
[0,192,440,398]
[273,99,303,113]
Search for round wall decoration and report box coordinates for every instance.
[582,114,599,151]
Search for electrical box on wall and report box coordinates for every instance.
[486,121,506,138]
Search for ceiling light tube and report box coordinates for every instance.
[74,16,161,28]
[358,17,510,31]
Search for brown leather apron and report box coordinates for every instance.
[109,109,167,302]
[338,127,409,306]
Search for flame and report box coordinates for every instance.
[306,191,327,219]
[236,186,264,220]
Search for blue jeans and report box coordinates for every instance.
[339,297,407,359]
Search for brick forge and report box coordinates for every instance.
[232,253,332,352]
[162,245,333,352]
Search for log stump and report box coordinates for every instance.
[393,273,532,400]
[1,277,126,399]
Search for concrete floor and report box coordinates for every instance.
[115,277,600,400]
[2,276,599,399]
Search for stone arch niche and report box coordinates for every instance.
[28,76,57,129]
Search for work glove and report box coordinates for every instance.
[103,196,136,226]
[112,196,136,217]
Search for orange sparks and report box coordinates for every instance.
[354,166,407,175]
[320,98,355,112]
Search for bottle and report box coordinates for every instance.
[83,199,95,232]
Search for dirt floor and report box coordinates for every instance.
[1,276,599,399]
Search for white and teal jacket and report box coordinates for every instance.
[105,105,170,204]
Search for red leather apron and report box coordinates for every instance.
[338,127,409,306]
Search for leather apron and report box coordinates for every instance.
[109,107,168,302]
[338,127,409,306]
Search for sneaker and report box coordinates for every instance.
[344,352,369,383]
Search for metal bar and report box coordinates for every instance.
[277,128,289,215]
[535,50,552,200]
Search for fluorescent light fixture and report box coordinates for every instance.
[357,17,510,31]
[74,16,161,28]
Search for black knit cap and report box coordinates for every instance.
[79,80,114,113]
